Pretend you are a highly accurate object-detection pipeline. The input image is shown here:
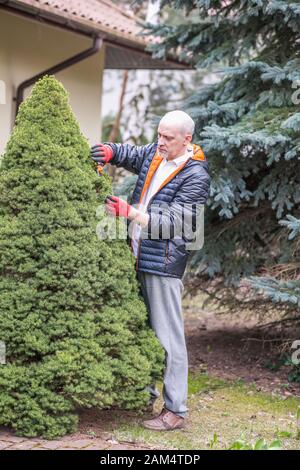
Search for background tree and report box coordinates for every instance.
[136,0,300,323]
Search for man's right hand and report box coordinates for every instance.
[91,143,113,166]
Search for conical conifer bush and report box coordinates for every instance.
[0,76,163,438]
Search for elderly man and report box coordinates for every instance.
[91,110,210,431]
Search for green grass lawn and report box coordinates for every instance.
[110,373,300,450]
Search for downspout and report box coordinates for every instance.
[14,35,103,119]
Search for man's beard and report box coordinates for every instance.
[158,148,168,158]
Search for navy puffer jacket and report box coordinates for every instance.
[107,141,211,279]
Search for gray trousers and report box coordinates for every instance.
[137,271,188,418]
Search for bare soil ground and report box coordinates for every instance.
[185,306,300,397]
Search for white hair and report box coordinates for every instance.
[159,110,195,136]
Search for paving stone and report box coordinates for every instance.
[0,431,155,452]
[0,435,26,443]
[36,440,64,450]
[0,441,13,450]
[83,441,110,450]
[5,441,42,450]
[60,439,94,449]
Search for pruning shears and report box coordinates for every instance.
[96,163,104,177]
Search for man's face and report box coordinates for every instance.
[157,122,192,160]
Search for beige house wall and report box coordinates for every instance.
[0,9,105,155]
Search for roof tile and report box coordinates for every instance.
[10,0,151,45]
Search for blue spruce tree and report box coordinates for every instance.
[140,1,300,317]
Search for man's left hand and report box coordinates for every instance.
[105,195,150,227]
[105,195,132,218]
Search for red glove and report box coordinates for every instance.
[91,143,113,166]
[105,195,131,218]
